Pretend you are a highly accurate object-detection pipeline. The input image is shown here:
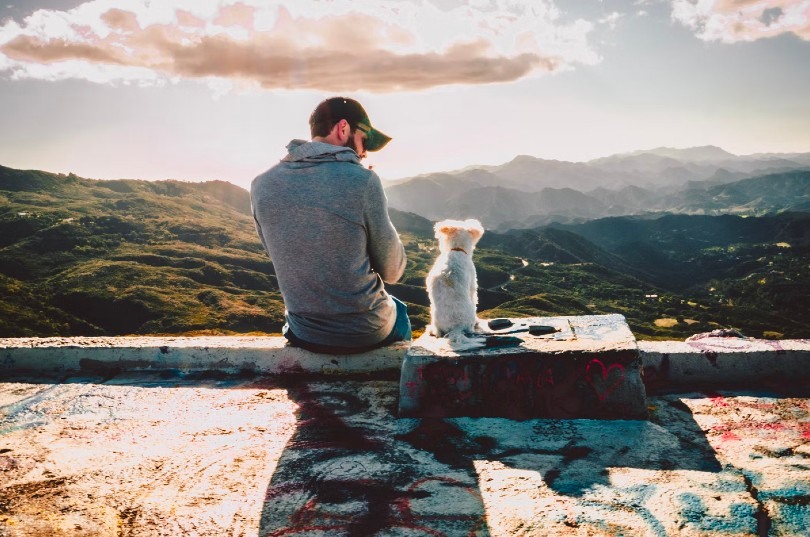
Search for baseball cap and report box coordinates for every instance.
[310,97,392,152]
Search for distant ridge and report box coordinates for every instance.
[384,147,810,229]
[615,145,737,162]
[0,165,251,215]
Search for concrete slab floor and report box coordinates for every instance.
[0,373,807,537]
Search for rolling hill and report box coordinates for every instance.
[2,163,809,340]
[0,165,283,336]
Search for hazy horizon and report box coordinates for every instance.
[2,139,803,183]
[5,142,810,189]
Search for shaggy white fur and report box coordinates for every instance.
[426,218,487,351]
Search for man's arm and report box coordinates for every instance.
[364,172,406,283]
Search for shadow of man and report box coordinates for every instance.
[258,375,723,536]
[257,374,490,536]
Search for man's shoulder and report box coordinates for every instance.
[250,159,379,195]
[334,161,378,183]
[285,159,376,183]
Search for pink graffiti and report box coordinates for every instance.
[707,392,730,407]
[711,420,791,443]
[585,359,626,402]
[763,339,787,354]
[405,381,419,397]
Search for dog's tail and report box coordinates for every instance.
[444,329,487,351]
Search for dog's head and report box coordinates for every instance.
[434,218,484,253]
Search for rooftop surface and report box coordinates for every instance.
[1,318,808,536]
[1,370,808,536]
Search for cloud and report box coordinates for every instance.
[598,11,623,29]
[671,0,810,43]
[0,0,599,92]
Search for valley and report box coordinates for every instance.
[1,157,808,341]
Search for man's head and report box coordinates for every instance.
[309,97,392,157]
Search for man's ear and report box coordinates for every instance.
[334,119,350,143]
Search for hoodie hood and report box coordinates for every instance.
[281,139,361,166]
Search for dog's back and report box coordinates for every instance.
[426,219,485,349]
[427,249,477,335]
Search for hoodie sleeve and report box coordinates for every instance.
[364,172,406,283]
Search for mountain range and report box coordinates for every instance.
[384,146,810,229]
[1,156,809,340]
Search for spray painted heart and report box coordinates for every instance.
[585,359,626,402]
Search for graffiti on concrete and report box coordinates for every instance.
[1,374,807,536]
[258,378,489,536]
[686,335,791,363]
[585,358,626,402]
[678,492,758,534]
[0,353,15,370]
[403,353,634,419]
[257,378,809,536]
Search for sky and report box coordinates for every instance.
[1,0,809,190]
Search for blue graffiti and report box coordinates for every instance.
[1,353,15,370]
[758,487,810,535]
[580,484,668,537]
[678,492,757,534]
[0,384,61,436]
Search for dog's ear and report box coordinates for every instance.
[465,219,484,241]
[435,220,458,238]
[434,221,447,238]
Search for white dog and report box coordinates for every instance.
[426,218,487,351]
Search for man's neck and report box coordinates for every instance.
[312,135,340,146]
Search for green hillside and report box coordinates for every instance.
[0,165,283,336]
[1,165,808,340]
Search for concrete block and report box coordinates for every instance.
[399,314,647,419]
[640,336,810,391]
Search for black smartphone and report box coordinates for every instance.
[528,325,558,336]
[487,318,514,330]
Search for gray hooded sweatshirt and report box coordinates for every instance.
[250,140,406,348]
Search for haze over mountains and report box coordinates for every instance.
[384,146,810,229]
[1,158,809,340]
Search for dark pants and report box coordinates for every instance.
[283,297,412,355]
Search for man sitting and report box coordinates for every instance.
[250,97,411,353]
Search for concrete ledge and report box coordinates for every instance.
[1,333,809,390]
[640,336,810,391]
[0,336,410,377]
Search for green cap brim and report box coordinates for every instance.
[358,122,392,152]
